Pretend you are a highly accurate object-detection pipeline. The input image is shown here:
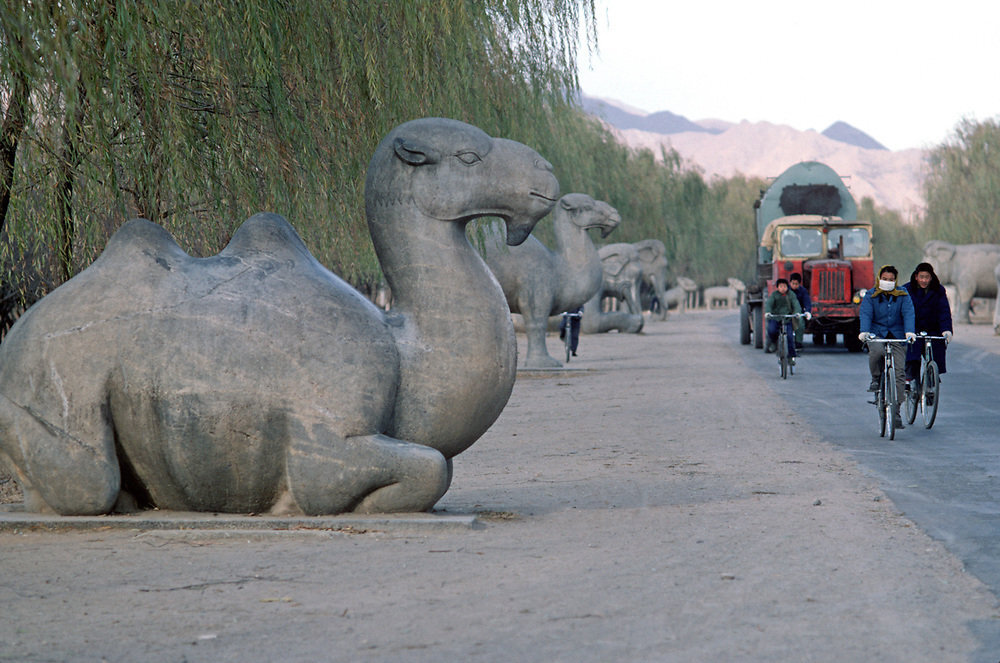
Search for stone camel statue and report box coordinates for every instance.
[581,243,644,334]
[0,117,560,516]
[923,240,1000,323]
[484,193,620,368]
[635,239,670,321]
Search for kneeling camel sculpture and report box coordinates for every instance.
[0,118,560,516]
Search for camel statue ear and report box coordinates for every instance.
[393,137,441,165]
[559,197,575,211]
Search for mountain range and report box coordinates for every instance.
[580,95,925,219]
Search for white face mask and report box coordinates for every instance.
[878,279,896,291]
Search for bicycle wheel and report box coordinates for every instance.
[904,377,918,425]
[922,361,940,429]
[877,373,887,438]
[564,321,572,364]
[886,373,896,441]
[778,333,788,379]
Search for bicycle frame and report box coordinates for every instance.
[766,312,805,379]
[904,332,946,429]
[867,337,909,440]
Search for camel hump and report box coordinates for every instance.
[98,218,190,265]
[221,212,314,262]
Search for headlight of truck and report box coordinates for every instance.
[853,289,867,304]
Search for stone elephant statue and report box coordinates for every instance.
[923,240,1000,323]
[995,263,1000,333]
[634,239,670,320]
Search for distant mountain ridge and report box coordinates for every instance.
[580,94,923,218]
[582,94,886,151]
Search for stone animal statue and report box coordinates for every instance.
[484,193,620,368]
[703,285,739,309]
[662,285,686,312]
[581,243,644,334]
[995,263,1000,333]
[677,276,699,309]
[635,239,670,320]
[0,117,559,516]
[727,277,746,306]
[923,240,1000,323]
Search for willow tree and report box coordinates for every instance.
[0,0,595,318]
[923,118,1000,245]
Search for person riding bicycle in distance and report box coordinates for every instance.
[788,272,811,350]
[764,278,806,356]
[859,265,916,428]
[902,262,953,390]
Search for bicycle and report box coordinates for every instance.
[903,332,946,429]
[560,309,582,363]
[865,337,911,440]
[765,312,806,379]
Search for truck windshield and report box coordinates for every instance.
[827,228,870,257]
[779,228,823,256]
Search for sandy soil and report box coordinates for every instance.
[1,311,998,662]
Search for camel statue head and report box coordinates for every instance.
[559,193,620,238]
[366,118,559,247]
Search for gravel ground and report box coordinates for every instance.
[1,310,998,662]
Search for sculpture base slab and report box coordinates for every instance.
[0,506,478,535]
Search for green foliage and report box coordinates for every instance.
[860,197,921,275]
[922,118,1000,245]
[0,0,596,297]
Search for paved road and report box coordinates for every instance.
[732,316,1000,660]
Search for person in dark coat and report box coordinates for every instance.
[788,272,811,349]
[902,262,953,385]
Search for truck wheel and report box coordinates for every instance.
[812,333,824,346]
[845,334,863,352]
[752,305,764,349]
[825,332,838,347]
[739,303,751,345]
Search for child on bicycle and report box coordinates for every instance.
[859,265,916,428]
[764,278,803,357]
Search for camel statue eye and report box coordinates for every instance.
[455,151,482,165]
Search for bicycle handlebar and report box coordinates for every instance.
[915,332,947,340]
[765,312,807,319]
[864,337,912,344]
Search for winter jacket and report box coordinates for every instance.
[903,282,953,372]
[859,287,914,340]
[790,285,811,314]
[764,290,802,327]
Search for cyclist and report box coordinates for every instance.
[764,278,803,356]
[558,305,583,357]
[902,262,953,389]
[859,265,916,428]
[788,272,811,350]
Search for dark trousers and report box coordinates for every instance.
[766,319,797,357]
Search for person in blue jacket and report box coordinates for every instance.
[859,265,915,428]
[788,272,811,350]
[902,262,953,388]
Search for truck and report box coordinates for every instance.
[740,161,875,352]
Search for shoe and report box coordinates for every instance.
[572,351,577,357]
[766,343,775,353]
[891,405,904,429]
[790,357,796,366]
[868,378,879,392]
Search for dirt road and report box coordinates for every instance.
[1,311,997,662]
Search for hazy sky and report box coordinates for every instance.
[576,0,1000,151]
